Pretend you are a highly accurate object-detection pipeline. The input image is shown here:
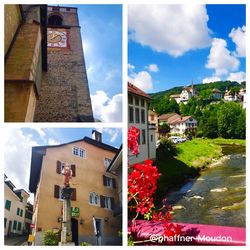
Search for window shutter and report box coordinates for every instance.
[112,178,116,189]
[71,164,76,177]
[100,195,105,208]
[71,188,76,201]
[103,175,106,186]
[110,197,115,210]
[54,185,60,198]
[56,161,61,174]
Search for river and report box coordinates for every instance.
[167,144,245,227]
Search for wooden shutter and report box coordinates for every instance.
[103,175,107,186]
[100,195,105,208]
[54,185,60,198]
[110,197,115,210]
[71,164,76,177]
[56,161,61,174]
[71,188,76,201]
[112,178,116,189]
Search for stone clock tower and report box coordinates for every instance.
[34,5,94,122]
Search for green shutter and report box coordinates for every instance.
[18,222,22,231]
[13,220,17,230]
[5,200,11,210]
[17,207,20,215]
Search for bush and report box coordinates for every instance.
[156,138,177,159]
[42,230,60,246]
[79,242,92,246]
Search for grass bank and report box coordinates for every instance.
[155,138,245,202]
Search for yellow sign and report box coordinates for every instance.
[28,234,35,243]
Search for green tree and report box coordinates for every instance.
[235,109,246,139]
[217,102,242,138]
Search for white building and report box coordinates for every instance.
[169,94,181,104]
[224,90,238,101]
[180,85,197,104]
[158,113,198,135]
[4,176,30,237]
[128,82,156,164]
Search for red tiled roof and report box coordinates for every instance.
[128,82,151,99]
[159,113,194,124]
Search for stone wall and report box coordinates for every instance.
[34,7,93,122]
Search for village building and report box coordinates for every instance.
[148,110,160,141]
[29,130,122,245]
[212,88,223,99]
[169,94,181,104]
[158,113,198,135]
[170,83,197,104]
[128,82,156,164]
[224,90,239,102]
[4,175,31,237]
[106,146,122,218]
[4,4,93,122]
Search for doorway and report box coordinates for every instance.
[7,220,12,237]
[95,218,102,245]
[71,218,78,245]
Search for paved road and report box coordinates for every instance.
[5,235,28,246]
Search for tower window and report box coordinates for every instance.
[48,15,63,26]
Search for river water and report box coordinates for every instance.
[167,144,245,227]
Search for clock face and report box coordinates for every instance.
[47,30,68,48]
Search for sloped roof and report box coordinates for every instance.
[159,113,195,124]
[128,82,151,100]
[212,88,222,93]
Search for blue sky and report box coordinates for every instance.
[128,4,246,93]
[4,127,122,201]
[63,4,122,122]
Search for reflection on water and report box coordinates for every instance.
[167,145,245,227]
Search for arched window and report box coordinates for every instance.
[48,15,63,26]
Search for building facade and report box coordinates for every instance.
[4,5,47,122]
[4,5,93,122]
[4,176,30,237]
[212,88,223,99]
[128,82,156,164]
[29,131,121,245]
[159,113,197,135]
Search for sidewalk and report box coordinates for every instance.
[4,235,28,246]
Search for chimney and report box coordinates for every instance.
[92,130,102,142]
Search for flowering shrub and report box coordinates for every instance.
[128,126,181,245]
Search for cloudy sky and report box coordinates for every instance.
[128,4,246,93]
[3,127,122,203]
[63,4,122,122]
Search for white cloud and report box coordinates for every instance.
[4,128,39,202]
[47,138,60,145]
[128,63,135,70]
[91,91,122,122]
[206,38,240,76]
[202,76,221,84]
[229,26,246,57]
[128,71,153,92]
[227,71,246,83]
[103,128,121,143]
[128,5,211,57]
[146,64,159,72]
